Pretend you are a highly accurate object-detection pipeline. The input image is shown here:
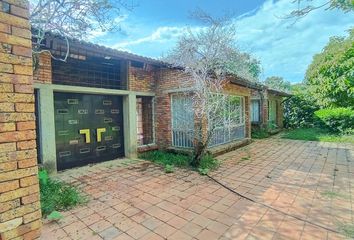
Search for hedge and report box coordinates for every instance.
[314,108,354,133]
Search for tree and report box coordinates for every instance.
[30,0,132,62]
[166,11,259,166]
[283,85,320,129]
[305,28,354,107]
[263,76,291,92]
[285,0,354,21]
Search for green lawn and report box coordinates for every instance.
[281,128,354,143]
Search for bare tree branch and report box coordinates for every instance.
[30,0,135,67]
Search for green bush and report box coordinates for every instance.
[314,108,354,133]
[39,170,85,217]
[199,154,219,170]
[251,127,270,139]
[283,94,319,129]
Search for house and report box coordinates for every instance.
[250,87,291,131]
[33,36,289,172]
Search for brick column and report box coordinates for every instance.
[0,0,42,239]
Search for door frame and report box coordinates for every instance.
[34,83,154,173]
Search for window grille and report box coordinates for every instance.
[209,95,245,147]
[171,94,194,148]
[52,56,127,90]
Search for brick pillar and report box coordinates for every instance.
[0,0,42,239]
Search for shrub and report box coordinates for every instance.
[199,154,219,170]
[283,94,319,129]
[39,170,85,217]
[314,108,354,133]
[251,127,270,139]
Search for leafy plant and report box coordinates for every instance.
[164,164,175,173]
[251,127,271,139]
[283,93,320,129]
[198,168,210,175]
[305,28,354,108]
[314,108,354,133]
[47,211,63,221]
[39,170,85,217]
[199,154,219,170]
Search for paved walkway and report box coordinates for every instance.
[41,138,354,240]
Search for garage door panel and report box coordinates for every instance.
[54,92,124,170]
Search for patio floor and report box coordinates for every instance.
[41,138,354,240]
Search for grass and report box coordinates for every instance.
[338,223,354,239]
[138,150,219,174]
[138,150,191,167]
[39,170,85,217]
[321,190,349,200]
[281,128,354,143]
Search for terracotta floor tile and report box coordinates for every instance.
[42,139,353,240]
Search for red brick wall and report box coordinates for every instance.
[154,69,192,148]
[154,68,252,149]
[128,62,157,92]
[0,1,42,239]
[269,94,284,128]
[33,52,52,84]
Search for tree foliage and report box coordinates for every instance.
[263,76,291,92]
[285,0,354,21]
[305,29,354,108]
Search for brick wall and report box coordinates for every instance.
[268,94,284,128]
[128,62,157,92]
[33,52,52,84]
[155,68,252,149]
[155,68,192,148]
[0,1,42,239]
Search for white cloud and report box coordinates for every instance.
[113,26,187,49]
[86,15,129,40]
[234,0,354,82]
[104,0,353,82]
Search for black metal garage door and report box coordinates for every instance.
[54,92,124,170]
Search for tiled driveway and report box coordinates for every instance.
[41,138,354,240]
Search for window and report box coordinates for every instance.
[209,95,245,147]
[171,94,194,148]
[52,56,127,90]
[136,97,154,146]
[251,100,260,123]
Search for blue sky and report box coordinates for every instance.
[90,0,354,83]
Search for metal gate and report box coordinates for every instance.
[54,92,124,170]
